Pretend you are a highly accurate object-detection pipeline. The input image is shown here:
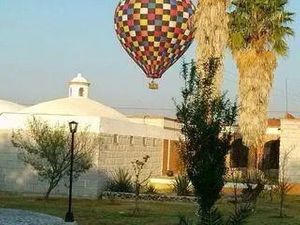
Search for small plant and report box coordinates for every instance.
[144,184,158,195]
[178,205,252,225]
[178,215,195,225]
[226,204,253,225]
[131,155,151,214]
[173,174,192,196]
[241,169,266,207]
[261,174,278,203]
[278,149,293,218]
[107,168,133,193]
[226,167,243,213]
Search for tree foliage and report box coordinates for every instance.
[176,58,237,214]
[229,0,294,55]
[12,117,100,199]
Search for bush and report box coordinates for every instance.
[173,175,192,196]
[107,168,133,193]
[178,215,195,225]
[144,184,158,195]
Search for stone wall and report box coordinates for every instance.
[97,133,163,190]
[0,130,163,198]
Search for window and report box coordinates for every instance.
[113,134,119,144]
[130,136,134,145]
[153,138,158,146]
[143,137,148,146]
[79,87,84,97]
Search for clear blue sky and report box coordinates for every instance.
[0,0,299,117]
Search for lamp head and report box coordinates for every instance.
[69,121,78,133]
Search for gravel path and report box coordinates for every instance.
[0,208,65,225]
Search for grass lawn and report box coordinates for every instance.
[1,193,300,225]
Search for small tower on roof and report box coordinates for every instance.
[69,73,90,98]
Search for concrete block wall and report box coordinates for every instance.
[98,133,163,190]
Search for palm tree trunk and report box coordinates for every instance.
[248,147,257,169]
[235,49,277,168]
[194,0,229,95]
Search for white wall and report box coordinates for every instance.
[101,117,180,140]
[280,119,300,183]
[0,112,168,197]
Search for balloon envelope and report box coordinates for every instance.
[114,0,194,80]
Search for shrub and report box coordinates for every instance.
[176,59,237,214]
[12,117,99,199]
[178,205,252,225]
[131,155,151,214]
[107,168,133,193]
[178,215,195,225]
[144,184,158,195]
[173,175,192,196]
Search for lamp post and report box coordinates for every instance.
[65,121,78,223]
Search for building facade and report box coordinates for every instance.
[0,74,181,197]
[1,74,300,196]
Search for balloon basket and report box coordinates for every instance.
[148,81,159,90]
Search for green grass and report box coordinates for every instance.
[0,193,300,225]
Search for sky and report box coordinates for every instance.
[0,0,299,117]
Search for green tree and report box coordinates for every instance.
[12,117,101,199]
[229,0,294,168]
[176,58,256,225]
[176,58,237,218]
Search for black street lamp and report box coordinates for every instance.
[65,121,78,223]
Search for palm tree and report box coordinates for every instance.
[194,0,230,95]
[229,0,294,168]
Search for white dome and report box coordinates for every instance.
[0,99,26,113]
[70,73,89,84]
[20,97,128,121]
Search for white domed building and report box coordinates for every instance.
[0,74,181,197]
[0,99,25,113]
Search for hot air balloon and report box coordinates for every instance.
[114,0,195,89]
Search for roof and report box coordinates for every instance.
[268,118,281,127]
[0,99,26,113]
[20,97,128,121]
[285,113,296,119]
[70,73,90,84]
[128,115,178,122]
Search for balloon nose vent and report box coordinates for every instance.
[149,81,159,90]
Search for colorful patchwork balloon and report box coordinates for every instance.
[114,0,195,89]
